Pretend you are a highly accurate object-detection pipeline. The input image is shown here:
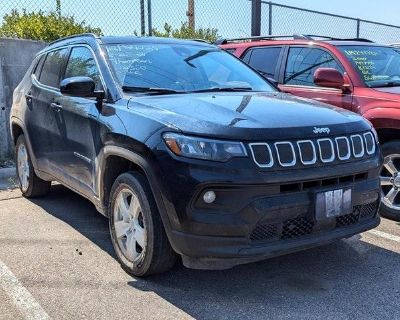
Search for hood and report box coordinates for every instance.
[126,92,370,140]
[373,86,400,96]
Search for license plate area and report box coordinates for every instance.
[315,188,352,220]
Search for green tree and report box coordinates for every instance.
[0,9,102,42]
[138,22,219,42]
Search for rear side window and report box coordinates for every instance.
[284,47,344,86]
[246,47,282,79]
[39,48,69,88]
[64,46,102,90]
[32,55,45,78]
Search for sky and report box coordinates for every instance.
[1,0,400,43]
[270,0,400,26]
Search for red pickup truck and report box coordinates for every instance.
[220,35,400,220]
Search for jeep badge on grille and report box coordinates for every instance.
[313,127,330,134]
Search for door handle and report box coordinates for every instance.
[25,92,33,109]
[50,102,63,112]
[25,92,33,102]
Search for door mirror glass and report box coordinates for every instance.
[313,68,344,89]
[60,76,96,97]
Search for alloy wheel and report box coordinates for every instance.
[380,154,400,211]
[113,188,147,263]
[17,143,30,192]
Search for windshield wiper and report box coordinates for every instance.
[122,86,183,94]
[190,87,254,93]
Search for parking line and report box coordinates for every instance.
[0,259,50,320]
[367,229,400,243]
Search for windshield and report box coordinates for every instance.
[103,43,275,93]
[339,45,400,88]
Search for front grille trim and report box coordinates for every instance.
[317,138,335,163]
[351,134,365,158]
[249,131,375,169]
[297,140,317,165]
[249,142,274,168]
[363,132,376,155]
[274,141,296,167]
[335,136,351,160]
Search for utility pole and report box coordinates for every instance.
[251,0,261,36]
[187,0,195,29]
[140,0,146,36]
[147,0,152,36]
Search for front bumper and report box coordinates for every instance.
[152,147,382,269]
[172,215,380,269]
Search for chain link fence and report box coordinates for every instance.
[260,2,400,44]
[0,0,400,43]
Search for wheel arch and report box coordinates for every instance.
[10,118,26,145]
[96,143,177,235]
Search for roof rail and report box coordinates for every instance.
[190,38,211,44]
[48,33,99,46]
[214,35,299,45]
[214,34,374,45]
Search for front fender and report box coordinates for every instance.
[96,145,179,235]
[361,107,400,129]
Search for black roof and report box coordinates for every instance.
[40,33,215,54]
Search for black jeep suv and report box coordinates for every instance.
[10,34,381,276]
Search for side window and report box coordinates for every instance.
[64,47,102,90]
[32,55,45,78]
[247,47,282,79]
[241,49,253,64]
[284,47,344,86]
[39,49,69,88]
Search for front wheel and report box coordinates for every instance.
[379,141,400,221]
[15,135,50,197]
[109,172,177,277]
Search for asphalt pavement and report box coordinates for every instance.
[0,181,399,320]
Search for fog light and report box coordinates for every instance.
[203,191,216,204]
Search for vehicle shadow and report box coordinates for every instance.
[31,184,400,320]
[30,183,115,257]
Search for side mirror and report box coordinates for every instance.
[313,68,345,90]
[60,76,101,98]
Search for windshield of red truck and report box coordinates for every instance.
[339,45,400,88]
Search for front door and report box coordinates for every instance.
[279,46,353,110]
[54,46,104,192]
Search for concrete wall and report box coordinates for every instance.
[0,38,46,160]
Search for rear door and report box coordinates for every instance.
[242,46,283,81]
[279,46,353,110]
[28,48,69,173]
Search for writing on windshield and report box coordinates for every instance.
[340,46,400,86]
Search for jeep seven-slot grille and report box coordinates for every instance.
[249,201,378,243]
[249,132,375,168]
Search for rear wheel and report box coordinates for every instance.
[109,172,177,277]
[379,141,400,221]
[15,135,50,197]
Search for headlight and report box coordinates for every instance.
[163,133,247,161]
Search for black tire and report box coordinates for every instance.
[109,171,177,277]
[379,140,400,221]
[15,135,51,198]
